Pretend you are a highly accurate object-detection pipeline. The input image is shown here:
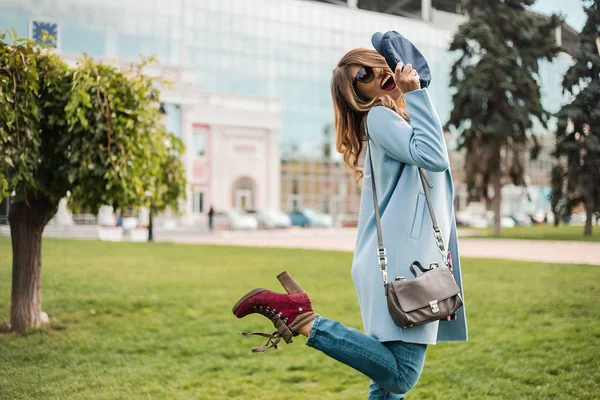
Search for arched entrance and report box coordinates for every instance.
[233,177,255,211]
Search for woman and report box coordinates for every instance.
[232,48,467,399]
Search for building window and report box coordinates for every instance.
[193,128,206,156]
[163,103,182,137]
[193,191,204,214]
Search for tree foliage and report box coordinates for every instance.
[0,29,186,215]
[551,0,600,235]
[447,0,561,233]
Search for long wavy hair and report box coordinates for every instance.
[331,48,408,185]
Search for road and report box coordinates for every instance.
[159,228,600,265]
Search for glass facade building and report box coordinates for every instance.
[2,0,573,152]
[0,0,575,218]
[2,0,571,156]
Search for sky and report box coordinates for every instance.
[530,0,589,31]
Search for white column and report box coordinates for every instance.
[209,126,227,210]
[347,0,358,8]
[181,105,195,225]
[268,129,281,210]
[555,25,562,47]
[422,0,431,22]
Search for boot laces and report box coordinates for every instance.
[241,306,289,352]
[253,305,283,321]
[239,331,283,352]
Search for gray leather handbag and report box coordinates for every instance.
[367,141,463,328]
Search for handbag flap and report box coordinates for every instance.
[392,266,460,312]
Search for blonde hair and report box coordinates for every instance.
[331,48,408,185]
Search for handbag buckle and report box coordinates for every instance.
[429,300,439,314]
[377,248,388,269]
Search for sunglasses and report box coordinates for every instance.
[353,66,375,88]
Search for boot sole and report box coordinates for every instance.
[232,288,269,315]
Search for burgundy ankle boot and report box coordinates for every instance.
[232,271,319,352]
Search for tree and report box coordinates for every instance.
[551,0,600,236]
[0,31,186,332]
[145,103,176,242]
[447,0,561,234]
[145,130,186,242]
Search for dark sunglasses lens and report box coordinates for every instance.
[355,67,373,83]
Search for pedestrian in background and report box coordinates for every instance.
[208,206,215,232]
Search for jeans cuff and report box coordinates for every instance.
[305,316,322,348]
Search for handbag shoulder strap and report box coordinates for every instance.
[367,142,388,285]
[367,138,449,286]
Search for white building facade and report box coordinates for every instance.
[160,80,281,220]
[54,56,281,224]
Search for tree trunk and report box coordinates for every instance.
[584,209,593,237]
[148,209,153,242]
[8,196,57,332]
[484,192,493,211]
[492,175,502,236]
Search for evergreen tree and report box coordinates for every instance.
[447,0,561,234]
[551,0,600,236]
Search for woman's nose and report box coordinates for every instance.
[374,68,385,80]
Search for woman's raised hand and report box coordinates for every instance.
[394,63,420,93]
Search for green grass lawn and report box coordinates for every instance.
[460,224,600,242]
[1,238,599,400]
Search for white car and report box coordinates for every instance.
[569,213,586,226]
[512,213,532,227]
[456,210,488,228]
[213,210,258,230]
[501,216,516,228]
[122,217,138,230]
[248,209,291,229]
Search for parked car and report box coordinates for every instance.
[510,213,532,227]
[336,213,359,228]
[501,216,516,228]
[484,211,516,228]
[213,210,258,230]
[247,209,291,229]
[569,213,586,226]
[530,211,553,225]
[455,215,469,227]
[121,217,138,230]
[456,210,489,228]
[97,206,117,227]
[288,208,332,228]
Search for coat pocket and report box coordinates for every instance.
[410,192,426,240]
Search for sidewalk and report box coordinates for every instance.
[160,228,600,266]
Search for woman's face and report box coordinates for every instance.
[349,64,402,101]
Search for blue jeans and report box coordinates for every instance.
[306,317,427,399]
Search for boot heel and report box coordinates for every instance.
[277,271,304,294]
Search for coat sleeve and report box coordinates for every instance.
[366,89,450,172]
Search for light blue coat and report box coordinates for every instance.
[351,88,468,345]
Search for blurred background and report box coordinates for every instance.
[2,2,599,399]
[0,0,588,236]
